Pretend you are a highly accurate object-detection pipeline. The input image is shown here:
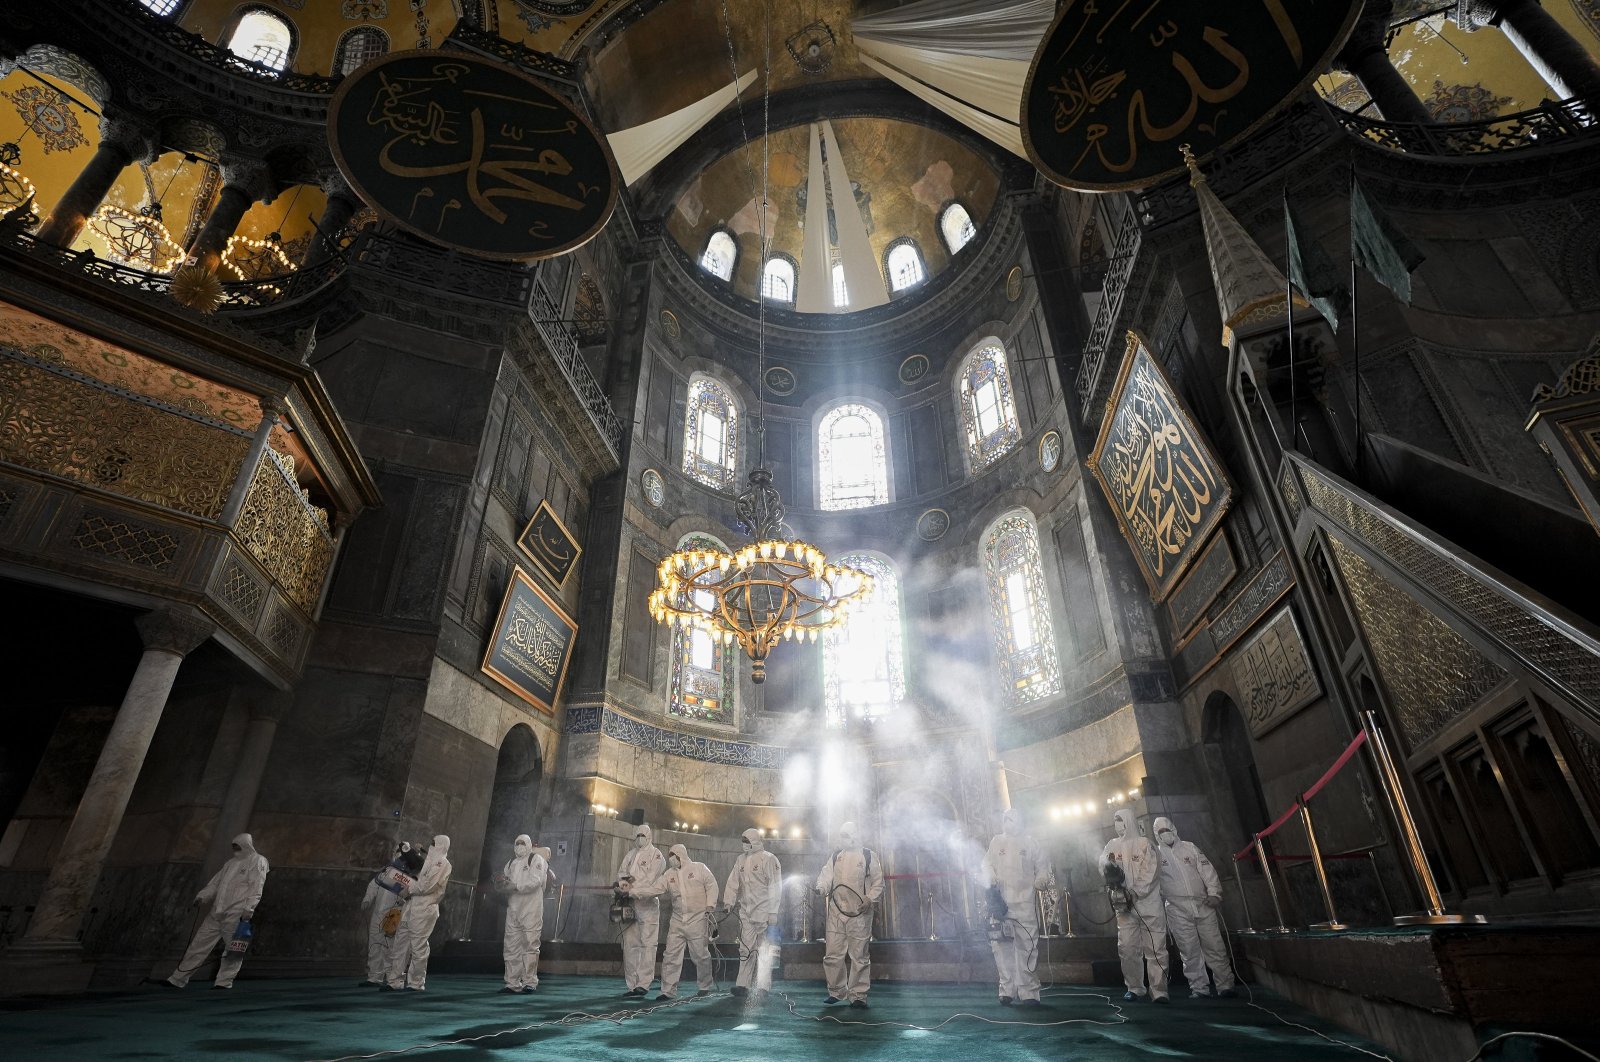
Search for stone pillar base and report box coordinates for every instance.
[0,940,96,996]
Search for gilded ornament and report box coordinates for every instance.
[170,265,225,313]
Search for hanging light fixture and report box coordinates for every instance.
[0,141,38,223]
[648,0,873,684]
[87,160,184,272]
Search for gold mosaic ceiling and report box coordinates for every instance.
[665,117,1001,304]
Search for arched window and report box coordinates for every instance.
[818,403,889,510]
[225,8,295,72]
[138,0,185,15]
[669,533,736,725]
[831,261,849,308]
[957,339,1021,471]
[885,239,927,292]
[761,256,796,304]
[823,553,906,728]
[334,26,388,76]
[700,229,737,282]
[682,374,739,491]
[983,510,1062,705]
[940,202,977,254]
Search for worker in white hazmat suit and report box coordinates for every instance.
[1152,816,1236,998]
[1099,808,1168,1002]
[385,834,451,991]
[627,842,720,999]
[165,834,269,989]
[981,808,1051,1006]
[615,823,666,996]
[360,841,412,985]
[816,821,883,1008]
[723,827,781,1001]
[501,835,553,993]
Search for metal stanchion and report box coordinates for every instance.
[1367,850,1394,919]
[915,852,934,940]
[1233,862,1255,932]
[1299,802,1347,931]
[1062,888,1075,938]
[1361,710,1485,926]
[549,884,567,942]
[886,860,901,940]
[1253,835,1292,933]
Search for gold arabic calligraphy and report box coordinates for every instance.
[505,598,566,686]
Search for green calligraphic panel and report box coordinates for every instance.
[1023,0,1360,190]
[328,51,617,260]
[482,567,578,714]
[1088,332,1233,601]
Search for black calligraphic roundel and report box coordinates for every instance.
[328,51,618,260]
[1022,0,1360,191]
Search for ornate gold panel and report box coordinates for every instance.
[0,353,251,519]
[1327,534,1508,751]
[235,450,334,613]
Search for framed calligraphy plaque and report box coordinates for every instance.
[1230,606,1321,738]
[1088,331,1233,600]
[482,566,578,714]
[517,498,583,588]
[327,51,618,260]
[1022,0,1360,191]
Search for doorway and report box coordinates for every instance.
[471,724,544,941]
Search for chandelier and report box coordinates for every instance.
[649,470,874,683]
[222,231,296,281]
[88,202,185,272]
[0,142,38,223]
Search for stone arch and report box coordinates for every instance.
[1200,690,1271,864]
[470,723,545,941]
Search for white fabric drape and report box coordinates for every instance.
[822,120,888,310]
[858,53,1027,159]
[606,70,758,186]
[858,37,1028,121]
[850,0,1053,61]
[796,123,834,313]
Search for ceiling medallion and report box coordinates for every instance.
[764,366,796,396]
[786,21,836,76]
[898,354,929,386]
[1039,430,1063,473]
[917,508,950,541]
[641,468,665,508]
[648,469,874,684]
[1006,265,1024,302]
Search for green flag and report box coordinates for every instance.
[1284,192,1342,331]
[1351,175,1425,303]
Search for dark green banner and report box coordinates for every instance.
[1023,0,1359,190]
[329,51,617,260]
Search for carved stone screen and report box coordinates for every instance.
[1088,332,1233,601]
[328,51,617,260]
[1023,0,1360,190]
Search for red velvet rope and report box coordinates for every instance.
[1232,730,1369,862]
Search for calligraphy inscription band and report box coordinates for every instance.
[517,497,583,588]
[482,566,578,715]
[1022,0,1360,191]
[1087,331,1233,600]
[328,51,618,260]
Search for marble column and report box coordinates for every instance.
[35,116,156,248]
[188,158,275,274]
[1338,0,1436,126]
[1457,0,1600,99]
[19,607,215,949]
[304,175,361,265]
[220,396,286,527]
[199,689,295,879]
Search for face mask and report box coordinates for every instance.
[741,840,752,851]
[1114,818,1127,838]
[668,854,681,868]
[635,834,648,849]
[1158,830,1176,847]
[515,842,530,856]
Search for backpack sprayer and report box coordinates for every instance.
[1103,861,1133,914]
[985,884,1013,941]
[610,876,637,924]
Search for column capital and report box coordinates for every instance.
[1454,0,1512,32]
[217,156,278,204]
[96,114,159,167]
[1337,0,1396,66]
[134,606,215,657]
[317,170,357,204]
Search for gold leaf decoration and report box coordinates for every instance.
[170,265,224,314]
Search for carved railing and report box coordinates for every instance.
[525,280,625,459]
[104,0,341,94]
[1331,95,1600,156]
[446,23,579,85]
[347,227,533,306]
[1074,202,1141,415]
[235,448,335,613]
[0,345,255,518]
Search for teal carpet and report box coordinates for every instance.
[1,975,1396,1061]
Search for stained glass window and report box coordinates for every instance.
[822,553,905,728]
[983,510,1061,705]
[701,230,737,282]
[940,202,977,253]
[886,241,926,291]
[762,257,795,304]
[335,27,388,76]
[226,9,294,72]
[818,403,888,510]
[683,374,738,491]
[957,340,1021,471]
[669,534,736,725]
